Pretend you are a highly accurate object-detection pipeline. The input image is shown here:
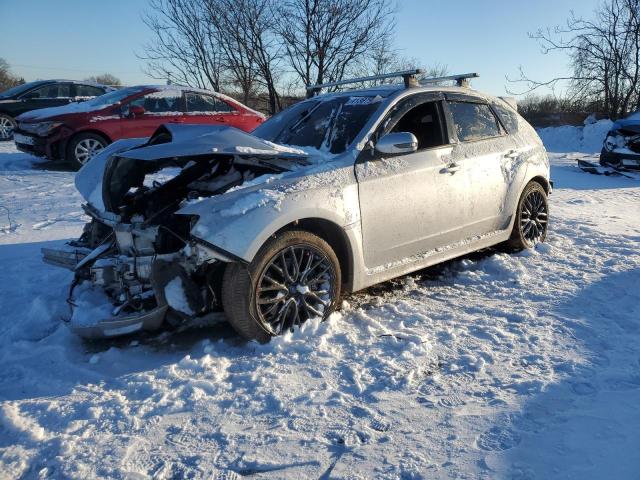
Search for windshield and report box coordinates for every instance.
[82,86,148,108]
[0,81,44,98]
[253,95,382,154]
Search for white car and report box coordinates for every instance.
[43,71,551,342]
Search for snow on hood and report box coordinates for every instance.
[614,111,640,130]
[75,124,324,212]
[117,124,311,161]
[17,101,114,122]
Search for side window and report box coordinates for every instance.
[25,83,71,99]
[447,101,501,142]
[130,90,182,114]
[492,101,519,133]
[185,93,236,113]
[385,100,446,150]
[75,85,105,98]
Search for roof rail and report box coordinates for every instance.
[305,69,423,98]
[420,72,479,87]
[305,70,479,97]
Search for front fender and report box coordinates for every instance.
[177,166,360,263]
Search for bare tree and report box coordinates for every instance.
[206,0,259,106]
[363,45,448,87]
[276,0,395,88]
[140,0,223,91]
[509,0,640,119]
[0,59,24,92]
[85,73,122,86]
[240,0,283,113]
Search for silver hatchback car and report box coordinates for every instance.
[44,71,550,342]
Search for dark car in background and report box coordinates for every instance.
[0,80,114,141]
[14,85,266,168]
[600,111,640,170]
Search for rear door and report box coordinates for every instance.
[16,82,73,115]
[444,95,514,235]
[184,91,245,128]
[355,93,469,268]
[120,89,185,138]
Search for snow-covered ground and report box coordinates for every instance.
[0,137,639,479]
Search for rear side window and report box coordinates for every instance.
[75,85,106,98]
[447,101,501,142]
[185,93,235,113]
[492,101,519,133]
[130,91,182,114]
[26,83,72,99]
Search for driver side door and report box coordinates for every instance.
[17,82,73,116]
[121,90,185,139]
[355,93,469,269]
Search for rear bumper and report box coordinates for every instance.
[600,150,640,170]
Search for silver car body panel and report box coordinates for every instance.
[68,84,549,326]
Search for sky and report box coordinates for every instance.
[0,0,603,98]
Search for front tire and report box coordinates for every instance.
[505,181,549,251]
[0,114,16,141]
[67,133,108,169]
[221,230,342,343]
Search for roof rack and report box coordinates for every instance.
[306,69,424,98]
[305,70,479,97]
[419,72,479,87]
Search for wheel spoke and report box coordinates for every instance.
[255,243,335,335]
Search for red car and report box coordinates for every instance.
[14,85,265,167]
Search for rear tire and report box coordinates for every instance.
[0,114,16,141]
[221,230,341,343]
[67,132,108,169]
[505,181,549,251]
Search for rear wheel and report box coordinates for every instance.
[221,230,341,343]
[0,114,16,141]
[67,133,108,168]
[505,181,549,251]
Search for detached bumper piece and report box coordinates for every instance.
[66,303,168,339]
[600,150,640,171]
[42,246,91,270]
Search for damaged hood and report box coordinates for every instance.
[17,102,113,123]
[117,124,310,161]
[614,111,640,132]
[75,124,314,212]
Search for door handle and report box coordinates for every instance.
[169,118,184,123]
[504,149,519,159]
[215,116,227,122]
[441,162,461,174]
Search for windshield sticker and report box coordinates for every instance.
[345,96,375,106]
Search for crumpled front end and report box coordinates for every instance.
[43,124,313,338]
[43,209,225,338]
[600,122,640,170]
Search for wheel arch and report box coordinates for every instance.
[65,129,113,164]
[529,175,550,193]
[274,217,355,293]
[70,128,113,145]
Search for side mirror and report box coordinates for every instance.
[129,105,145,118]
[22,92,39,100]
[375,132,418,155]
